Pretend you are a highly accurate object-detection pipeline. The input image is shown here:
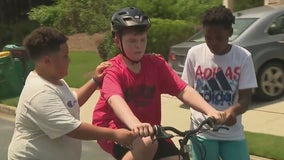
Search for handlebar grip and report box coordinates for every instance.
[205,117,216,127]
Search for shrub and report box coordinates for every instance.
[28,0,113,34]
[97,32,119,61]
[147,18,195,58]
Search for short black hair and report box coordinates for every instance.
[201,5,235,29]
[23,27,68,61]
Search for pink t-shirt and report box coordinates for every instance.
[92,54,186,155]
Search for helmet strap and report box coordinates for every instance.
[119,35,140,64]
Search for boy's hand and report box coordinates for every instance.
[151,53,162,57]
[131,123,154,137]
[113,129,136,149]
[208,111,227,125]
[93,61,112,83]
[223,107,237,126]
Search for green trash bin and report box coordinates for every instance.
[2,44,34,81]
[0,51,24,99]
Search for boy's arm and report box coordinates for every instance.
[76,79,98,106]
[108,95,153,137]
[177,86,226,123]
[76,61,112,106]
[67,122,134,148]
[223,88,253,126]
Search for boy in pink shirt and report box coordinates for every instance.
[93,7,226,160]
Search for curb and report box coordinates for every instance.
[250,155,273,160]
[0,103,16,116]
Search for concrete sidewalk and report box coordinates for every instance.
[80,91,284,137]
[1,90,283,160]
[80,91,284,160]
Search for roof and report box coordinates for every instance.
[234,4,284,18]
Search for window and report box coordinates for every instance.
[189,18,257,42]
[268,15,284,35]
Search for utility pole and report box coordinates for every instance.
[223,0,235,11]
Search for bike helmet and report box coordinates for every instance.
[111,7,151,34]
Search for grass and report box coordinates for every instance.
[0,51,102,105]
[1,51,284,159]
[0,97,19,107]
[246,131,284,160]
[65,51,103,87]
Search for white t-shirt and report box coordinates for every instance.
[8,71,82,160]
[182,43,257,140]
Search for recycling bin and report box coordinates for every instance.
[2,44,34,81]
[0,51,23,99]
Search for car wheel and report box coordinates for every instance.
[255,62,284,101]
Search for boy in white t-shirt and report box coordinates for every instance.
[181,6,258,160]
[8,27,135,160]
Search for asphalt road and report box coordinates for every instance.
[0,113,114,160]
[0,117,14,159]
[1,93,283,160]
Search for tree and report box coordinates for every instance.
[114,0,222,21]
[0,0,53,24]
[28,0,118,34]
[27,0,223,34]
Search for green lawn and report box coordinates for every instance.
[1,51,284,159]
[65,51,103,87]
[0,51,102,105]
[246,132,284,160]
[0,97,19,107]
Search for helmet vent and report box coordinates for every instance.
[111,7,151,31]
[123,17,132,21]
[118,11,127,15]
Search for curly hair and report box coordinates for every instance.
[201,5,235,29]
[23,27,68,61]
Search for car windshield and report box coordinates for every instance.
[189,18,257,42]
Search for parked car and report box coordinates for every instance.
[168,5,284,101]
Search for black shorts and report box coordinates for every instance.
[113,139,179,160]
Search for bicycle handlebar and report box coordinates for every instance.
[153,117,229,160]
[153,117,224,140]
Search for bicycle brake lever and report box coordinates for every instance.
[212,126,230,132]
[206,117,216,128]
[153,125,174,139]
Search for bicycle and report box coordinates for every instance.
[153,117,229,160]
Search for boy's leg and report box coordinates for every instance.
[191,136,219,160]
[219,139,249,160]
[117,137,157,160]
[113,138,179,160]
[154,139,179,160]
